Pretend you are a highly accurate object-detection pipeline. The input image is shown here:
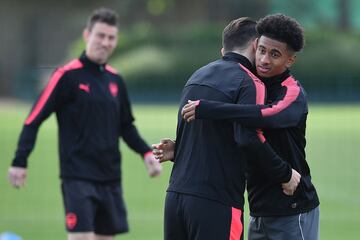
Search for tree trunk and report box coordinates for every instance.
[339,0,350,30]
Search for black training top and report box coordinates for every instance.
[12,53,151,182]
[168,52,292,209]
[196,70,320,216]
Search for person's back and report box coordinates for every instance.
[169,56,251,208]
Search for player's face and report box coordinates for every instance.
[255,36,295,78]
[84,22,118,64]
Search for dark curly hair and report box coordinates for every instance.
[256,14,304,52]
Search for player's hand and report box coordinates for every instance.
[152,138,175,163]
[8,166,27,188]
[282,169,301,196]
[181,100,200,122]
[144,153,162,177]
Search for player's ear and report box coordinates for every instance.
[286,54,296,68]
[220,47,225,56]
[83,28,90,42]
[253,38,259,50]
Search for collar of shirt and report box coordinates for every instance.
[79,51,106,73]
[222,52,255,73]
[261,69,291,88]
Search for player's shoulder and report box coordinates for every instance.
[46,59,83,84]
[56,59,84,73]
[283,75,305,95]
[105,64,118,75]
[240,65,264,87]
[289,75,308,101]
[105,64,127,89]
[105,64,124,81]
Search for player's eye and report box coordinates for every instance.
[271,52,280,58]
[258,48,266,54]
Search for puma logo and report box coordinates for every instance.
[79,83,90,93]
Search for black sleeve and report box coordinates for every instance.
[119,79,151,156]
[233,76,292,183]
[12,69,70,168]
[196,82,306,129]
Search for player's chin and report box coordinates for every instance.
[95,51,111,62]
[98,55,110,63]
[257,71,271,78]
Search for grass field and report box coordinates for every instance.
[0,102,359,240]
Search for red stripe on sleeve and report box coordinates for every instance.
[261,76,300,117]
[229,207,243,240]
[25,59,83,125]
[239,64,266,142]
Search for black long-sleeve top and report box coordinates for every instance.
[168,52,292,209]
[12,53,151,182]
[196,70,320,216]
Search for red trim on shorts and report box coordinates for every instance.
[229,207,243,240]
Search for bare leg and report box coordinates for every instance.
[95,235,114,240]
[68,232,95,240]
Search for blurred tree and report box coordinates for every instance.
[223,0,270,20]
[339,0,350,30]
[2,0,360,100]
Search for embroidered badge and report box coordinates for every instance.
[79,83,90,93]
[109,82,118,97]
[66,212,77,229]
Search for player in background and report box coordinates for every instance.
[8,7,162,240]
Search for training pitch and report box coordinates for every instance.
[0,103,359,239]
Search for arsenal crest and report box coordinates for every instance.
[66,212,77,229]
[109,82,118,97]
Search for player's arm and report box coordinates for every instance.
[118,79,162,177]
[235,122,294,183]
[182,82,306,128]
[232,77,300,193]
[237,127,300,195]
[9,68,69,188]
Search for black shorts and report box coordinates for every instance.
[61,179,129,235]
[165,191,244,240]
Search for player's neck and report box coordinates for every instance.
[231,48,253,64]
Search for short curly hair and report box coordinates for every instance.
[256,14,304,52]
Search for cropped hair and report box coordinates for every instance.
[256,13,304,52]
[87,7,118,31]
[222,17,258,52]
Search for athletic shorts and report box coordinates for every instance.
[248,206,320,240]
[164,191,244,240]
[61,179,129,235]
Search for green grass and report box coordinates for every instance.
[0,103,359,239]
